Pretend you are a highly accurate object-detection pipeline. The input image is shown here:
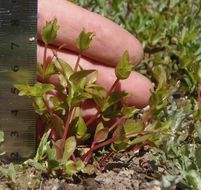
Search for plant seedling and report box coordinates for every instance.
[15,18,159,176]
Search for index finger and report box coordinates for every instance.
[38,0,144,67]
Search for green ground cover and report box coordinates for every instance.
[73,0,201,189]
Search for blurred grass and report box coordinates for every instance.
[73,0,201,95]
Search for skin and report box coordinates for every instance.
[37,0,153,109]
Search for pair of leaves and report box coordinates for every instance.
[76,29,95,52]
[37,63,57,80]
[102,91,128,112]
[115,50,134,80]
[42,18,59,44]
[15,82,54,97]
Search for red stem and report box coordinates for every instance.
[109,117,125,132]
[86,111,100,126]
[74,53,81,71]
[107,78,119,96]
[86,78,120,127]
[83,137,115,164]
[71,153,77,163]
[62,107,76,141]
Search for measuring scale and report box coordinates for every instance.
[0,1,37,162]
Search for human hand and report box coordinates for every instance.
[37,0,152,124]
[37,0,152,107]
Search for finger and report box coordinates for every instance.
[37,44,153,108]
[38,0,143,67]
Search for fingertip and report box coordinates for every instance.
[128,36,144,66]
[123,72,153,108]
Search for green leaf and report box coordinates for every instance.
[152,65,167,89]
[49,96,65,112]
[34,129,51,161]
[115,50,133,80]
[41,18,59,44]
[62,136,76,161]
[75,159,85,171]
[25,159,46,172]
[196,126,201,141]
[94,122,109,143]
[64,160,77,176]
[64,159,85,176]
[0,163,17,182]
[95,122,104,134]
[37,62,57,80]
[72,116,89,140]
[47,159,60,171]
[44,63,57,79]
[32,96,46,115]
[185,170,201,190]
[121,106,139,118]
[195,147,201,170]
[85,84,106,107]
[7,163,16,182]
[54,59,73,80]
[130,134,152,145]
[124,120,143,136]
[15,82,54,97]
[113,124,127,144]
[69,70,96,84]
[102,91,128,112]
[76,29,95,52]
[82,164,95,175]
[111,142,128,152]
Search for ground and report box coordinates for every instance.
[0,148,178,190]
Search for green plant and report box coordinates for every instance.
[72,0,201,188]
[1,1,200,189]
[14,18,166,176]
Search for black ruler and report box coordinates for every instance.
[0,0,37,162]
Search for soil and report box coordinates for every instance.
[0,147,177,190]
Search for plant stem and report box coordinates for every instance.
[62,107,76,141]
[84,117,125,164]
[74,53,82,71]
[93,138,114,152]
[43,43,48,70]
[83,142,95,164]
[109,117,125,132]
[107,78,119,96]
[43,95,53,115]
[83,137,115,164]
[86,111,100,126]
[71,153,77,163]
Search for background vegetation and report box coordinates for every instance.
[72,0,201,189]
